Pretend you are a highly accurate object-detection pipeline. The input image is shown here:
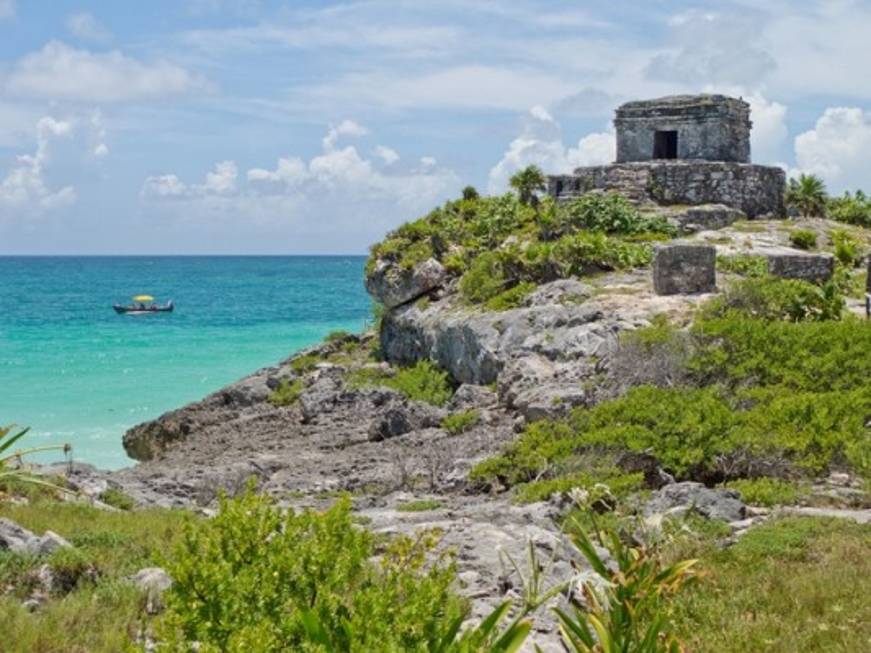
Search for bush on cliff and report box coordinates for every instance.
[157,488,467,652]
[698,275,844,322]
[368,189,675,306]
[349,359,453,406]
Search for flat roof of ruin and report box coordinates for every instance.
[616,94,749,114]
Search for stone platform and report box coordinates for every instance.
[548,161,786,219]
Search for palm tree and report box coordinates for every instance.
[461,185,479,201]
[785,174,828,218]
[509,165,547,207]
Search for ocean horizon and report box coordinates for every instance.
[0,255,371,470]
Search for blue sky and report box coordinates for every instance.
[2,0,871,254]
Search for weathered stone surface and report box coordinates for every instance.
[766,252,835,283]
[549,161,786,218]
[367,402,444,442]
[365,258,447,309]
[0,518,72,556]
[448,384,498,410]
[131,567,173,614]
[615,94,751,164]
[644,482,747,522]
[672,204,743,233]
[653,244,716,295]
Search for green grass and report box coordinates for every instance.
[0,500,194,652]
[716,253,767,277]
[789,229,818,250]
[290,353,319,375]
[396,499,444,512]
[268,378,304,407]
[97,487,135,511]
[441,409,479,435]
[671,517,871,652]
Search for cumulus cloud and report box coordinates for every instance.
[66,12,111,42]
[0,117,77,216]
[142,122,459,242]
[488,105,613,194]
[6,41,207,102]
[322,119,367,150]
[374,145,399,165]
[793,107,871,192]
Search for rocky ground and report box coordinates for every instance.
[18,212,870,649]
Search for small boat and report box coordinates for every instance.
[113,294,174,315]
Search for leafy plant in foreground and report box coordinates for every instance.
[0,425,71,496]
[555,510,697,653]
[785,174,827,218]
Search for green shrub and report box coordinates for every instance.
[350,360,453,407]
[389,360,453,406]
[441,410,479,435]
[290,353,319,375]
[268,378,304,407]
[788,229,817,250]
[830,228,863,267]
[785,174,827,217]
[461,185,479,201]
[324,330,351,343]
[484,282,535,311]
[716,254,767,277]
[724,478,805,507]
[558,192,676,236]
[157,488,466,652]
[97,487,134,511]
[828,190,871,227]
[700,276,844,322]
[459,251,508,304]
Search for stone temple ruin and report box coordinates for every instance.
[548,94,786,219]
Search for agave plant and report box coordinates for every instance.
[554,515,697,653]
[0,424,72,495]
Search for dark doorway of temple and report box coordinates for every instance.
[653,130,678,159]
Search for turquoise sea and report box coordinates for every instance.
[0,256,370,470]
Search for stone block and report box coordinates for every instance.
[653,244,716,295]
[766,253,834,283]
[673,204,743,233]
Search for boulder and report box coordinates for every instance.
[653,244,716,295]
[366,258,447,309]
[131,567,173,614]
[766,252,835,283]
[0,518,72,556]
[447,384,498,410]
[368,402,445,441]
[644,482,746,522]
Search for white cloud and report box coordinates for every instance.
[793,107,871,192]
[141,174,187,198]
[646,9,776,87]
[66,12,111,42]
[203,160,237,194]
[6,41,208,102]
[0,0,14,19]
[374,145,399,165]
[322,119,368,150]
[93,143,110,158]
[488,105,613,194]
[142,123,459,243]
[0,117,77,216]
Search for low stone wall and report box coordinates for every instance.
[548,161,786,218]
[767,252,835,283]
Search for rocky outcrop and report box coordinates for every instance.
[644,482,747,522]
[131,567,173,614]
[0,518,72,556]
[365,258,447,309]
[672,204,743,233]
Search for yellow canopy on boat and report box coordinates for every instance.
[133,295,154,302]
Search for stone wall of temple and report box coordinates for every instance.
[548,161,786,218]
[615,95,751,164]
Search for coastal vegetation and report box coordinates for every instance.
[367,169,677,308]
[349,359,453,406]
[472,276,870,501]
